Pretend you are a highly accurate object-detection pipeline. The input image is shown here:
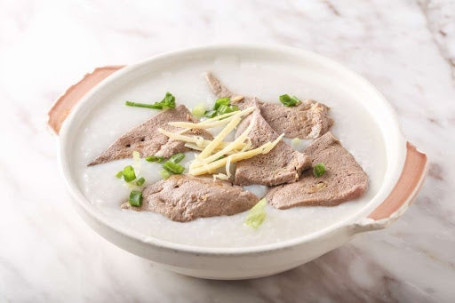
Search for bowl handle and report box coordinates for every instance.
[352,142,428,232]
[48,66,124,134]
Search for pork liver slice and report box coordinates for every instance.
[266,132,369,209]
[205,72,333,139]
[88,105,212,166]
[123,175,259,222]
[259,101,333,139]
[234,109,311,186]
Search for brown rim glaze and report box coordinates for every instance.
[47,66,124,134]
[368,143,427,220]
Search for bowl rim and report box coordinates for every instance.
[58,43,407,255]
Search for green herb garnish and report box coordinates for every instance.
[204,110,218,118]
[279,94,301,107]
[217,104,239,115]
[162,161,185,174]
[145,155,165,163]
[125,92,176,110]
[117,161,145,206]
[168,153,185,164]
[245,198,267,229]
[291,138,301,147]
[192,103,207,118]
[149,152,187,179]
[204,97,239,118]
[136,177,145,186]
[121,165,136,182]
[313,163,326,177]
[129,190,142,207]
[214,97,230,110]
[160,169,171,180]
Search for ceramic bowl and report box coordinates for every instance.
[49,45,427,280]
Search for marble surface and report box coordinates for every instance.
[1,0,454,302]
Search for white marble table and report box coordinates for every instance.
[1,0,454,302]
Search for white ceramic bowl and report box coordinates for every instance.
[50,45,427,280]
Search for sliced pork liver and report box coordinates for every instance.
[205,72,259,110]
[123,175,259,222]
[266,132,368,209]
[205,72,333,139]
[259,101,333,139]
[88,105,212,166]
[205,72,235,99]
[234,109,311,186]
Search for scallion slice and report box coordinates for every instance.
[168,153,185,164]
[204,97,239,118]
[291,137,301,147]
[162,161,185,174]
[124,101,158,109]
[125,92,176,110]
[129,190,142,207]
[122,165,136,182]
[217,104,238,115]
[136,177,145,186]
[279,94,301,107]
[245,198,267,229]
[313,162,326,177]
[204,110,217,118]
[160,169,171,180]
[192,103,207,118]
[214,97,230,110]
[145,155,165,163]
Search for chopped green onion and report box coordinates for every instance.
[245,198,267,229]
[145,155,165,163]
[115,171,123,178]
[214,97,231,110]
[291,138,301,147]
[125,101,158,109]
[132,151,141,175]
[132,151,141,160]
[192,103,207,118]
[168,153,185,164]
[122,165,136,182]
[125,92,176,110]
[313,163,326,177]
[152,153,187,179]
[159,92,176,109]
[204,97,239,118]
[204,110,217,118]
[279,94,301,107]
[162,161,185,174]
[217,104,239,115]
[136,177,145,186]
[217,104,227,114]
[160,169,171,179]
[129,190,142,207]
